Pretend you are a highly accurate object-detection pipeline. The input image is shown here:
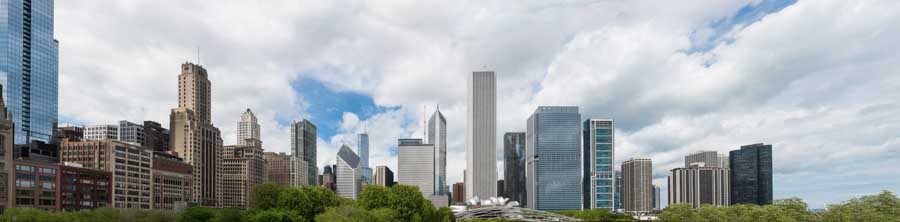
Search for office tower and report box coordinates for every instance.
[85,124,118,140]
[59,163,112,211]
[0,0,59,144]
[263,152,295,186]
[497,180,505,197]
[238,109,260,146]
[223,144,266,208]
[336,145,362,199]
[374,165,395,187]
[526,106,582,211]
[358,133,372,184]
[452,182,466,204]
[669,165,730,208]
[622,158,653,213]
[322,165,336,191]
[398,138,447,207]
[143,121,169,152]
[117,120,144,144]
[730,143,773,205]
[151,152,193,210]
[685,151,726,168]
[653,185,661,211]
[466,71,497,199]
[57,125,84,140]
[0,89,12,212]
[292,119,317,186]
[59,139,153,209]
[169,63,224,207]
[615,171,622,210]
[503,132,526,206]
[427,108,448,195]
[584,119,615,210]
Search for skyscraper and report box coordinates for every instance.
[668,164,730,208]
[374,165,394,187]
[584,119,615,210]
[427,108,447,195]
[526,106,582,211]
[452,182,466,205]
[615,170,622,210]
[397,138,447,207]
[358,133,372,184]
[0,0,59,144]
[263,152,294,186]
[0,87,14,211]
[169,63,224,207]
[291,119,317,186]
[222,144,266,209]
[503,132,526,206]
[143,121,169,152]
[237,109,260,146]
[622,158,653,213]
[685,151,726,168]
[466,71,497,199]
[730,143,773,205]
[335,144,361,199]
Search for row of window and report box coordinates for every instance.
[15,165,55,174]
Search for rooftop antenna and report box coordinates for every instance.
[197,47,201,65]
[423,105,427,139]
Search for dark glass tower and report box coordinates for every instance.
[503,132,526,206]
[526,106,582,210]
[1,0,59,144]
[729,143,773,205]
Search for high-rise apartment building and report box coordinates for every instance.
[526,106,582,211]
[237,109,260,146]
[503,132,526,206]
[151,152,193,210]
[685,151,727,168]
[669,165,730,208]
[622,158,653,213]
[291,119,317,186]
[466,71,497,199]
[143,121,169,152]
[653,185,661,211]
[584,119,615,210]
[0,0,59,144]
[222,144,266,208]
[169,63,224,207]
[335,145,361,199]
[374,165,394,187]
[59,139,153,209]
[730,143,773,205]
[397,138,447,207]
[427,109,447,195]
[358,133,372,184]
[263,152,294,186]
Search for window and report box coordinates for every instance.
[40,182,55,189]
[16,189,34,196]
[40,191,55,197]
[16,198,34,205]
[39,175,55,181]
[16,180,35,188]
[16,165,34,172]
[39,199,56,206]
[39,168,56,174]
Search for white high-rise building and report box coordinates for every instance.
[397,139,447,207]
[238,108,261,146]
[427,108,447,195]
[335,144,361,199]
[466,71,497,199]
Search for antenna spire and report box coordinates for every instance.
[197,47,201,65]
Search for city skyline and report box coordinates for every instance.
[48,0,900,208]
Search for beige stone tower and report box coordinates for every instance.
[0,85,14,212]
[170,63,224,207]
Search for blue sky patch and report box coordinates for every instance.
[289,77,399,140]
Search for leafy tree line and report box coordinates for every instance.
[659,191,900,222]
[0,183,453,222]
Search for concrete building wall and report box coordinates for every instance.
[466,71,497,199]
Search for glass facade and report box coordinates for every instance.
[1,0,58,144]
[729,143,773,205]
[583,119,614,210]
[358,133,372,184]
[526,106,581,210]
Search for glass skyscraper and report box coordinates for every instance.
[1,0,59,144]
[526,106,582,211]
[358,133,372,184]
[729,143,773,205]
[583,119,614,210]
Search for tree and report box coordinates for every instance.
[250,183,287,210]
[213,208,247,222]
[178,207,217,222]
[659,203,699,222]
[252,209,305,222]
[386,184,434,221]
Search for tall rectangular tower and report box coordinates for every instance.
[427,109,447,195]
[358,133,372,184]
[526,106,582,211]
[0,0,59,144]
[622,158,653,213]
[729,143,773,205]
[169,63,224,207]
[466,71,497,199]
[503,132,526,206]
[584,119,615,210]
[237,109,261,146]
[292,120,317,186]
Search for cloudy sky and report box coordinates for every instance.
[57,0,900,207]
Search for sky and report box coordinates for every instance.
[56,0,900,208]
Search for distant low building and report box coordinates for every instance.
[374,165,394,187]
[151,152,193,210]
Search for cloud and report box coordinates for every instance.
[57,0,900,208]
